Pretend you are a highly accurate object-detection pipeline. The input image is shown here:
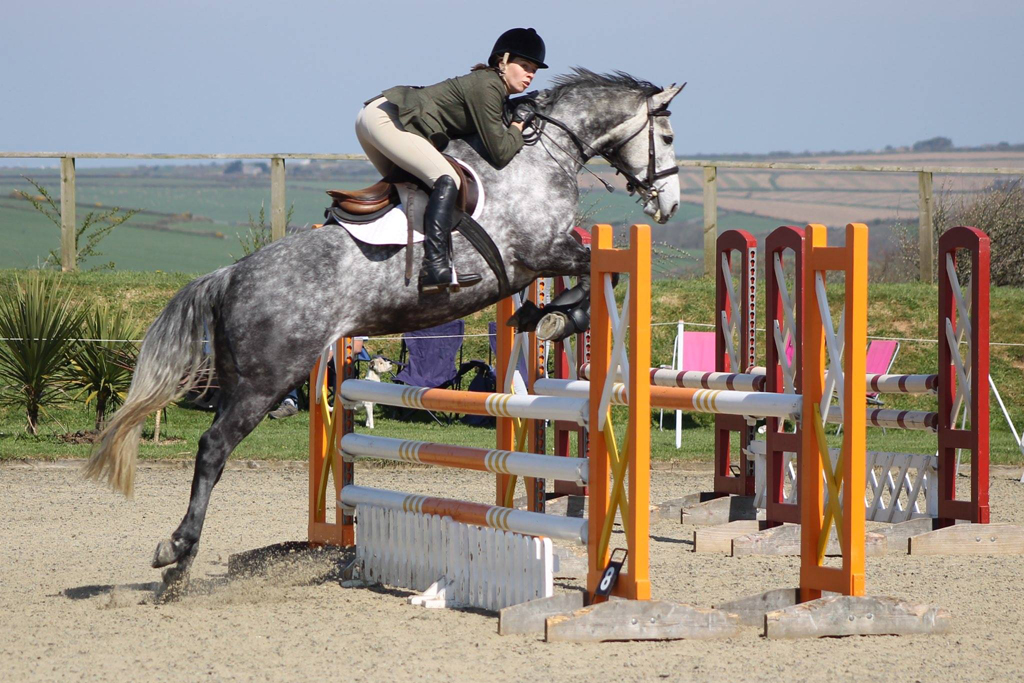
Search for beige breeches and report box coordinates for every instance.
[354,97,460,190]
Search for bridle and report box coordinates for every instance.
[525,95,679,204]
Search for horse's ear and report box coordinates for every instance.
[653,82,686,110]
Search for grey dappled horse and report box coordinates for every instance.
[84,69,684,584]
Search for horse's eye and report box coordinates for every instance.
[663,135,674,145]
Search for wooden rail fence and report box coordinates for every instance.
[2,151,1022,281]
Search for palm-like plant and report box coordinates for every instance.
[0,273,85,434]
[68,303,142,430]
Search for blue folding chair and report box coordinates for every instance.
[393,320,465,425]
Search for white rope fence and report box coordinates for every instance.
[4,325,1022,346]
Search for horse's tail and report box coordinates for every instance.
[83,267,232,496]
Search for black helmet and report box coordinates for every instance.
[489,27,548,69]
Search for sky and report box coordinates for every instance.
[1,0,1022,166]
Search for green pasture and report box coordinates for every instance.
[0,271,1022,467]
[1,167,798,273]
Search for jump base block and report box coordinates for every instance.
[715,588,801,627]
[545,600,741,642]
[876,517,935,552]
[498,592,585,636]
[678,494,761,526]
[764,595,952,638]
[908,523,1024,555]
[731,524,887,557]
[694,520,769,553]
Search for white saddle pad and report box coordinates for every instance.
[338,158,486,247]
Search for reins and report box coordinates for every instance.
[515,95,679,203]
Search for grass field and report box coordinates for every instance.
[1,272,1021,466]
[0,167,781,275]
[9,150,1012,274]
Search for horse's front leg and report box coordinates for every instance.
[506,231,594,341]
[534,273,593,341]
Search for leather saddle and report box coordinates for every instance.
[324,154,479,225]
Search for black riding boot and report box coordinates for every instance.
[419,176,481,293]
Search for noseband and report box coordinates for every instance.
[527,96,679,204]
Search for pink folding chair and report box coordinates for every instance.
[667,327,717,447]
[680,331,717,372]
[834,339,901,437]
[865,339,900,406]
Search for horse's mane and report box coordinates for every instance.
[533,67,662,108]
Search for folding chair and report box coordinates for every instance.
[668,326,717,448]
[392,320,465,425]
[835,339,899,436]
[865,339,900,407]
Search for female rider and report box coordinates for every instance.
[355,27,546,293]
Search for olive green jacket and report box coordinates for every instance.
[373,69,524,169]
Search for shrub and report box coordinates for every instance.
[935,178,1024,287]
[68,303,143,430]
[874,177,1024,285]
[17,176,137,271]
[0,273,85,434]
[234,200,295,261]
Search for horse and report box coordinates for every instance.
[84,68,685,585]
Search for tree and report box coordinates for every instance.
[912,136,953,152]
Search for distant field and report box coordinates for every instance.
[676,150,1024,229]
[1,150,1022,274]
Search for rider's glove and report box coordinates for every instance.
[511,101,536,128]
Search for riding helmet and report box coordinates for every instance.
[489,28,548,69]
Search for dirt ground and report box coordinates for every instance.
[3,459,1024,683]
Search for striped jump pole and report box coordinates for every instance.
[340,485,588,545]
[340,433,588,485]
[536,378,938,432]
[581,363,938,396]
[535,378,802,419]
[580,363,767,392]
[340,379,588,425]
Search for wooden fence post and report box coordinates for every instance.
[60,156,76,271]
[918,171,934,282]
[703,165,718,277]
[271,157,286,241]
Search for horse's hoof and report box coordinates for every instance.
[536,312,570,341]
[506,300,543,331]
[152,538,187,568]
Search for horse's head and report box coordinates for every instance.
[594,82,685,225]
[532,70,685,225]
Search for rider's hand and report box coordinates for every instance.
[511,121,525,132]
[511,101,535,128]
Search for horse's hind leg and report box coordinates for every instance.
[153,385,276,584]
